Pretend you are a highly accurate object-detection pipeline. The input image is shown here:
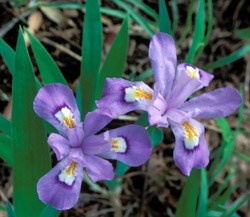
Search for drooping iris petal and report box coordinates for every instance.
[85,155,114,182]
[100,125,152,167]
[82,134,111,155]
[37,158,83,210]
[83,109,113,136]
[179,87,242,119]
[33,84,80,135]
[149,32,177,98]
[171,119,209,176]
[48,133,71,161]
[96,78,153,117]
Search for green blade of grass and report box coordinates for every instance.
[134,69,153,81]
[170,0,178,33]
[234,149,250,163]
[197,169,208,217]
[193,0,214,64]
[177,0,195,45]
[12,28,51,217]
[159,0,172,35]
[6,202,16,217]
[0,134,13,167]
[80,0,103,117]
[147,126,163,148]
[0,38,15,75]
[185,0,205,64]
[113,0,154,37]
[40,205,60,217]
[204,45,250,70]
[96,16,129,98]
[0,114,11,136]
[175,169,200,217]
[26,29,67,85]
[126,0,158,21]
[235,27,250,41]
[221,192,250,217]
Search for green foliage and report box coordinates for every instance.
[12,28,51,217]
[26,29,67,85]
[0,38,15,75]
[0,134,13,167]
[159,0,172,35]
[236,27,250,41]
[6,203,16,217]
[96,16,129,98]
[40,205,61,217]
[80,0,103,117]
[0,114,11,136]
[186,0,205,64]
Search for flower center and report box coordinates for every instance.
[125,86,153,102]
[186,66,200,79]
[110,137,127,153]
[55,107,75,128]
[59,162,78,185]
[182,121,199,149]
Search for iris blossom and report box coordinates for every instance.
[96,32,242,176]
[34,84,152,210]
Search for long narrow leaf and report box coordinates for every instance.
[185,0,205,63]
[159,0,172,35]
[12,28,51,217]
[40,205,60,217]
[80,0,102,117]
[96,16,129,98]
[26,29,67,85]
[197,169,208,217]
[175,169,200,217]
[0,134,12,166]
[113,0,154,37]
[0,38,15,75]
[204,45,250,70]
[0,114,11,136]
[6,203,16,217]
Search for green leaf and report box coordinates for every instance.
[40,205,60,217]
[197,169,208,217]
[0,38,15,75]
[175,169,200,217]
[159,0,172,35]
[235,27,250,41]
[113,0,154,37]
[204,45,250,70]
[80,0,103,117]
[0,114,11,136]
[185,0,205,64]
[177,0,195,45]
[147,126,163,148]
[0,134,12,167]
[12,28,51,217]
[26,29,67,85]
[96,16,129,98]
[134,69,153,81]
[126,0,158,21]
[193,0,214,64]
[170,0,178,33]
[6,202,16,217]
[220,192,250,217]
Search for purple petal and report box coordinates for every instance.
[85,155,114,182]
[83,109,113,136]
[33,84,80,135]
[48,133,71,161]
[37,158,83,210]
[172,120,209,176]
[149,32,177,98]
[180,87,242,119]
[100,125,152,167]
[67,124,85,147]
[96,78,153,117]
[69,148,85,166]
[82,134,112,155]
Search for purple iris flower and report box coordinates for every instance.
[96,32,242,176]
[33,84,152,210]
